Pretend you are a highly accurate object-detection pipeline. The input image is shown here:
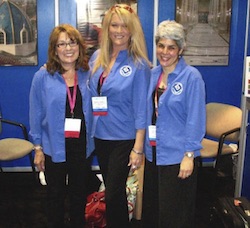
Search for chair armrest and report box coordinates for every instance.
[216,127,240,165]
[1,119,29,140]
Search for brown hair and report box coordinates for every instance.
[46,24,89,75]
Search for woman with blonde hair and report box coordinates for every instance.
[89,4,151,227]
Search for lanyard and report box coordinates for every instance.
[97,72,107,95]
[64,72,78,118]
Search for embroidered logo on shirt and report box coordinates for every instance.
[120,65,132,77]
[171,82,183,95]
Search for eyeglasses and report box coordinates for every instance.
[56,40,78,49]
[111,4,133,13]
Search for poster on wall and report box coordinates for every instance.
[77,0,137,57]
[176,0,232,66]
[0,0,37,66]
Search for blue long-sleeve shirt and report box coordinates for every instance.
[145,57,206,165]
[89,50,151,140]
[29,68,94,162]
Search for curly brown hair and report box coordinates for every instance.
[46,24,89,75]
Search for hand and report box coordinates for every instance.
[128,150,143,171]
[178,156,194,179]
[129,129,145,171]
[34,150,45,171]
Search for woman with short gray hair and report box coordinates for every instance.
[142,20,206,228]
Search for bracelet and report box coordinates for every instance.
[132,148,143,155]
[33,145,43,151]
[184,152,194,158]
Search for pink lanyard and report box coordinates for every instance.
[97,72,107,95]
[99,72,107,86]
[64,72,78,118]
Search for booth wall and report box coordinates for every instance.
[0,0,55,169]
[0,0,248,169]
[156,0,247,107]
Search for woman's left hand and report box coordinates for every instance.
[129,129,145,171]
[178,156,194,179]
[128,150,143,171]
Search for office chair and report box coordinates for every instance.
[200,102,242,197]
[0,112,35,174]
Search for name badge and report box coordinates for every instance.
[92,96,108,116]
[64,118,81,138]
[148,125,156,146]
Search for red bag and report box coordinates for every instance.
[85,191,106,228]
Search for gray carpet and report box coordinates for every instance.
[0,163,235,228]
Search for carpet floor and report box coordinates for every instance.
[0,161,235,228]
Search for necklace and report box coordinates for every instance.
[64,77,73,81]
[63,74,75,81]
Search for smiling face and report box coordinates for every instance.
[108,13,131,51]
[55,32,79,69]
[156,38,183,73]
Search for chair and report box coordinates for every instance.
[200,102,242,196]
[0,113,35,174]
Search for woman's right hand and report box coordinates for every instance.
[34,150,45,171]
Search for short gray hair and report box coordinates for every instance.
[155,20,186,49]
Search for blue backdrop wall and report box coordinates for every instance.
[0,0,248,169]
[0,0,55,169]
[156,0,247,107]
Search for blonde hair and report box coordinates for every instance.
[92,4,151,74]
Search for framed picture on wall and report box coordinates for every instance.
[0,0,37,66]
[77,0,137,57]
[176,0,232,66]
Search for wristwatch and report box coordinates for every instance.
[185,152,194,158]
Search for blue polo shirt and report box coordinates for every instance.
[145,57,206,165]
[89,50,150,140]
[29,68,94,162]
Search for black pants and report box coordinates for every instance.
[44,139,92,228]
[94,138,134,228]
[141,156,198,228]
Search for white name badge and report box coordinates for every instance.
[92,96,108,116]
[64,118,81,138]
[148,125,156,146]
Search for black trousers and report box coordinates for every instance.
[94,138,134,228]
[44,139,92,228]
[141,154,198,228]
